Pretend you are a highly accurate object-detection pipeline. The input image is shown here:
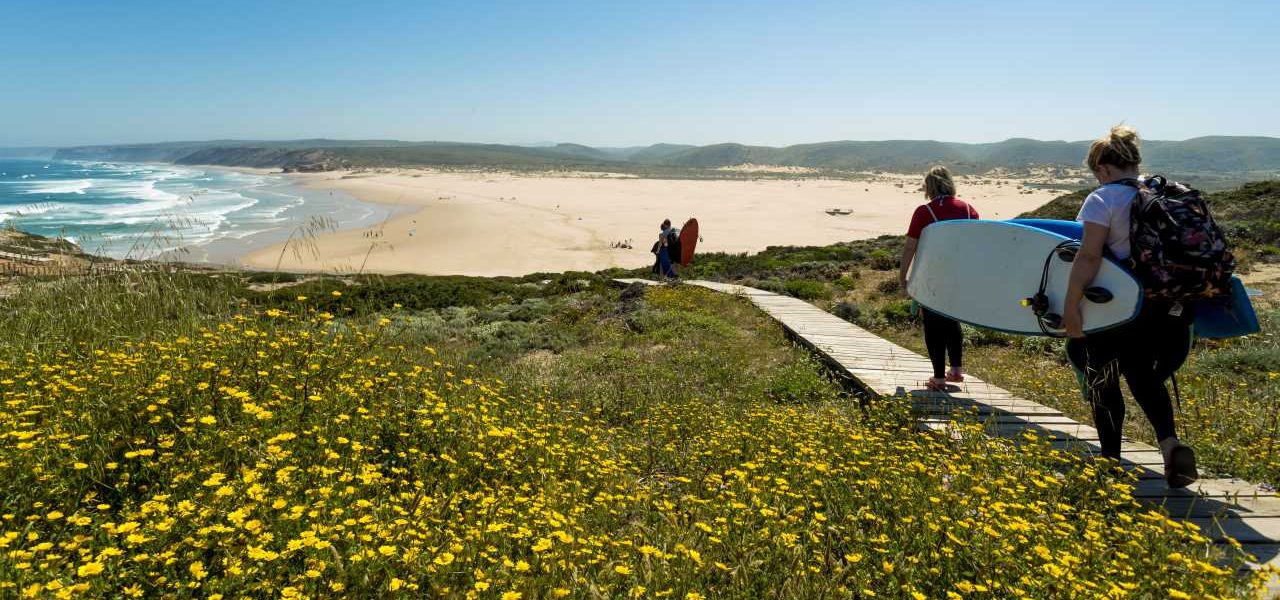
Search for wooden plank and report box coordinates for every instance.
[1184,517,1280,544]
[818,345,921,355]
[911,403,1065,417]
[825,354,934,366]
[1144,495,1280,519]
[892,388,1022,399]
[1130,478,1278,500]
[922,413,1080,426]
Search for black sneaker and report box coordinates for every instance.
[1166,444,1198,489]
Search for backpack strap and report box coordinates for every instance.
[924,203,939,223]
[1104,178,1147,224]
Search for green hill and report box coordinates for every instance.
[50,136,1280,178]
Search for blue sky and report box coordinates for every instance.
[1,0,1276,147]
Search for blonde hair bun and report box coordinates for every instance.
[1086,124,1142,170]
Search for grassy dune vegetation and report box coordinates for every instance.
[0,267,1265,598]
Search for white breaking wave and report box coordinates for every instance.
[20,179,93,195]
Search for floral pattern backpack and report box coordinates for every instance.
[1122,176,1235,301]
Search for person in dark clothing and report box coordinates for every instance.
[1061,124,1197,488]
[653,219,679,279]
[898,166,979,390]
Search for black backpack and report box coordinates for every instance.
[1123,176,1235,301]
[666,228,682,263]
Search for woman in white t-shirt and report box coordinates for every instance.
[1061,125,1197,488]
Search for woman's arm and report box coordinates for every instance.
[899,237,919,290]
[1062,222,1109,338]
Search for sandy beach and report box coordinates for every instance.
[238,169,1069,276]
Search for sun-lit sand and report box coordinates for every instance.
[238,169,1069,276]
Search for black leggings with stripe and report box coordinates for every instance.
[1065,302,1192,460]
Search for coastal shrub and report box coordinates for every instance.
[244,271,300,284]
[1015,335,1066,358]
[784,279,830,300]
[479,298,554,323]
[468,320,573,361]
[834,272,861,289]
[832,301,862,323]
[250,274,539,313]
[875,278,901,295]
[878,299,915,325]
[786,261,845,281]
[962,324,1014,348]
[866,249,897,271]
[756,279,788,295]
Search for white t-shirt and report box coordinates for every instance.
[1076,182,1141,260]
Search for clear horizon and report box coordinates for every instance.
[3,0,1277,147]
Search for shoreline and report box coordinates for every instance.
[162,164,412,268]
[234,167,1068,277]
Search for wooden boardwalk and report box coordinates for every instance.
[617,278,1280,582]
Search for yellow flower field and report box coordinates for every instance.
[0,284,1264,598]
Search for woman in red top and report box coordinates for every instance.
[898,166,979,390]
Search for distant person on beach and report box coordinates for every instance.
[899,166,979,391]
[1062,125,1198,488]
[652,219,680,279]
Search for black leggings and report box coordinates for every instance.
[922,308,963,379]
[1065,302,1192,460]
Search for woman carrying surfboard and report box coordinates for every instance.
[1062,125,1198,488]
[899,166,978,391]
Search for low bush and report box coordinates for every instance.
[784,279,831,301]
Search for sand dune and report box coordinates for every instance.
[239,169,1066,276]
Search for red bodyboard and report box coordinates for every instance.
[678,218,698,266]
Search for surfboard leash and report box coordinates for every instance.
[1026,240,1081,335]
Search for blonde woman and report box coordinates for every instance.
[1062,125,1197,488]
[899,166,979,390]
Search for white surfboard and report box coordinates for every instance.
[907,220,1142,335]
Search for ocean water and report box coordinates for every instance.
[0,159,395,262]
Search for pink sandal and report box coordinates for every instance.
[945,369,965,383]
[925,377,948,391]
